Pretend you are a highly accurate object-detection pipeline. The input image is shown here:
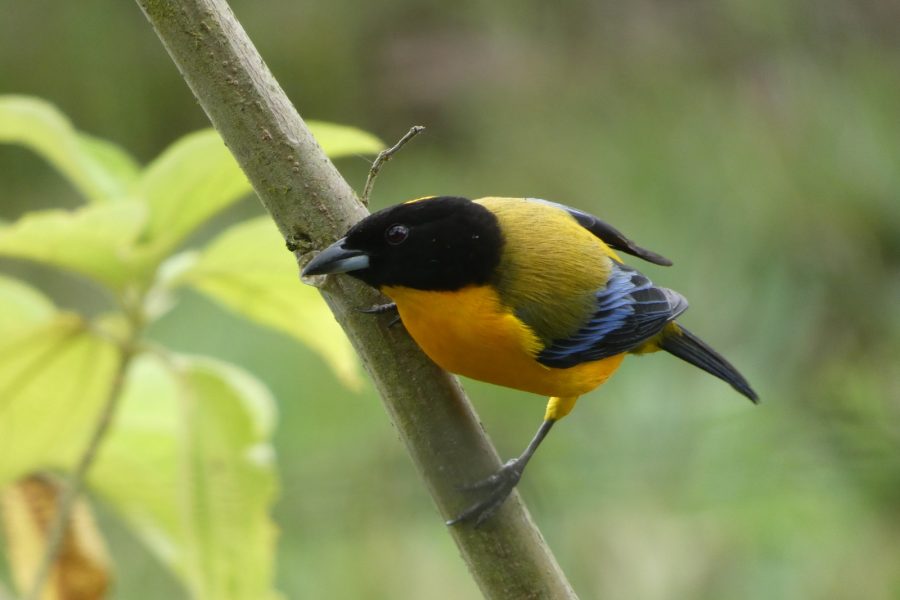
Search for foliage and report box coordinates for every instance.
[0,95,382,599]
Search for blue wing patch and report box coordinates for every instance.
[537,263,688,368]
[528,198,673,266]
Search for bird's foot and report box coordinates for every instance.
[446,458,524,528]
[356,302,397,314]
[356,302,401,327]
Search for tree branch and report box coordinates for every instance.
[134,1,576,597]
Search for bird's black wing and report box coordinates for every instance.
[538,263,687,368]
[528,198,673,266]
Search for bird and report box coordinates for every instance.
[302,196,758,526]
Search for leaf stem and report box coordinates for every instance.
[24,331,138,600]
[361,125,425,206]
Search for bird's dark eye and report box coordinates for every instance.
[385,224,409,245]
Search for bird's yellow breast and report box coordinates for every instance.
[382,284,624,398]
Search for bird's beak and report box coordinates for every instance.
[302,238,371,276]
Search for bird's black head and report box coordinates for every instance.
[302,196,503,291]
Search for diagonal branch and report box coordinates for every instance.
[134,1,576,597]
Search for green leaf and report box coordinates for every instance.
[135,125,381,260]
[89,354,281,600]
[0,95,138,203]
[77,131,141,189]
[178,216,361,389]
[135,130,253,258]
[0,315,120,487]
[0,275,56,338]
[0,201,148,292]
[307,120,384,158]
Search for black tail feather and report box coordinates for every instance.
[659,326,758,403]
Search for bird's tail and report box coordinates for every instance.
[658,324,758,403]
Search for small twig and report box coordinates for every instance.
[25,336,137,600]
[361,125,425,206]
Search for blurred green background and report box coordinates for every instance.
[2,0,899,598]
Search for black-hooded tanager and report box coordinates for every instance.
[303,196,757,526]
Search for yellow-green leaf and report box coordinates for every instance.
[134,125,381,260]
[0,201,148,291]
[0,95,138,203]
[134,130,253,258]
[179,217,361,389]
[0,316,120,487]
[307,120,384,158]
[89,354,281,600]
[0,275,56,338]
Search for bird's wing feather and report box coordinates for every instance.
[527,198,673,266]
[537,263,688,368]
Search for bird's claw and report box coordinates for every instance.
[446,459,523,528]
[357,302,402,328]
[457,459,518,492]
[356,302,397,314]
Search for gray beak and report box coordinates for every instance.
[301,238,371,276]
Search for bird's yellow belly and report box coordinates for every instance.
[382,285,624,398]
